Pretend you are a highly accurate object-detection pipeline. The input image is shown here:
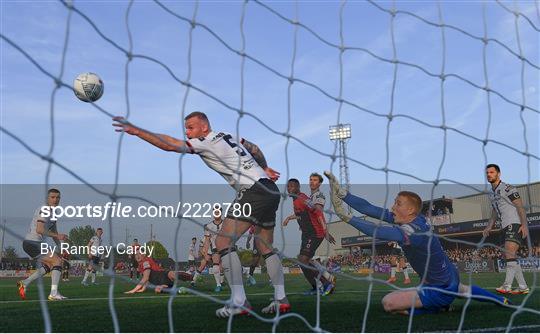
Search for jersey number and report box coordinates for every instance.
[223,134,246,156]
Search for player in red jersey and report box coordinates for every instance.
[124,253,193,294]
[283,178,336,296]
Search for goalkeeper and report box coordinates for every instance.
[324,171,510,315]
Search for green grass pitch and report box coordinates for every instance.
[1,272,538,332]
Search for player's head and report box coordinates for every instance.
[392,191,422,223]
[485,164,501,184]
[133,238,138,244]
[184,111,211,139]
[96,227,103,237]
[309,173,323,191]
[191,237,197,243]
[287,178,300,195]
[47,188,61,206]
[134,252,145,262]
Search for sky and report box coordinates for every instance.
[1,0,539,260]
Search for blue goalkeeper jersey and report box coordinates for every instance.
[342,193,458,286]
[397,215,457,286]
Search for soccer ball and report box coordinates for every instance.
[73,72,104,102]
[177,287,188,295]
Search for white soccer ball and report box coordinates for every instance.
[73,72,104,102]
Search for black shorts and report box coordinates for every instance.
[149,270,173,287]
[62,261,70,270]
[299,234,324,258]
[90,257,100,266]
[502,224,525,247]
[390,248,404,257]
[226,178,280,228]
[23,240,43,259]
[188,260,195,266]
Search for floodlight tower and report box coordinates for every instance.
[329,124,352,194]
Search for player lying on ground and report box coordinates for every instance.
[324,171,511,315]
[113,111,289,317]
[483,163,529,295]
[18,188,68,301]
[125,253,193,294]
[283,178,335,296]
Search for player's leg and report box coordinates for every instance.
[42,254,65,300]
[381,289,423,314]
[400,257,411,284]
[298,253,318,294]
[387,256,397,283]
[211,252,222,292]
[247,248,259,286]
[256,227,290,314]
[82,262,92,286]
[496,239,519,293]
[18,240,50,299]
[192,255,208,286]
[458,283,510,305]
[90,258,98,284]
[215,217,253,316]
[504,227,528,294]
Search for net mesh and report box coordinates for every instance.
[1,0,539,332]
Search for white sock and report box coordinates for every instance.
[23,267,46,286]
[265,253,286,301]
[82,270,90,283]
[221,251,247,306]
[220,273,225,284]
[213,265,221,286]
[504,261,517,287]
[192,271,200,283]
[513,262,528,289]
[390,267,396,278]
[403,267,410,280]
[50,268,61,295]
[91,272,96,283]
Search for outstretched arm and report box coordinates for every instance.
[348,217,404,242]
[112,116,191,153]
[242,139,280,181]
[342,193,394,223]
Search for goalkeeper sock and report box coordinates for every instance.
[504,259,517,287]
[213,265,221,286]
[249,264,256,276]
[470,285,506,305]
[23,266,47,286]
[50,266,61,295]
[513,262,528,289]
[220,249,247,306]
[390,267,396,278]
[264,252,286,301]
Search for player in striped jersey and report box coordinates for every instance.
[113,111,290,316]
[82,228,103,286]
[483,164,530,294]
[17,188,68,301]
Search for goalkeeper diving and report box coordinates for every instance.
[324,171,511,315]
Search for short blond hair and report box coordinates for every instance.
[398,191,422,215]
